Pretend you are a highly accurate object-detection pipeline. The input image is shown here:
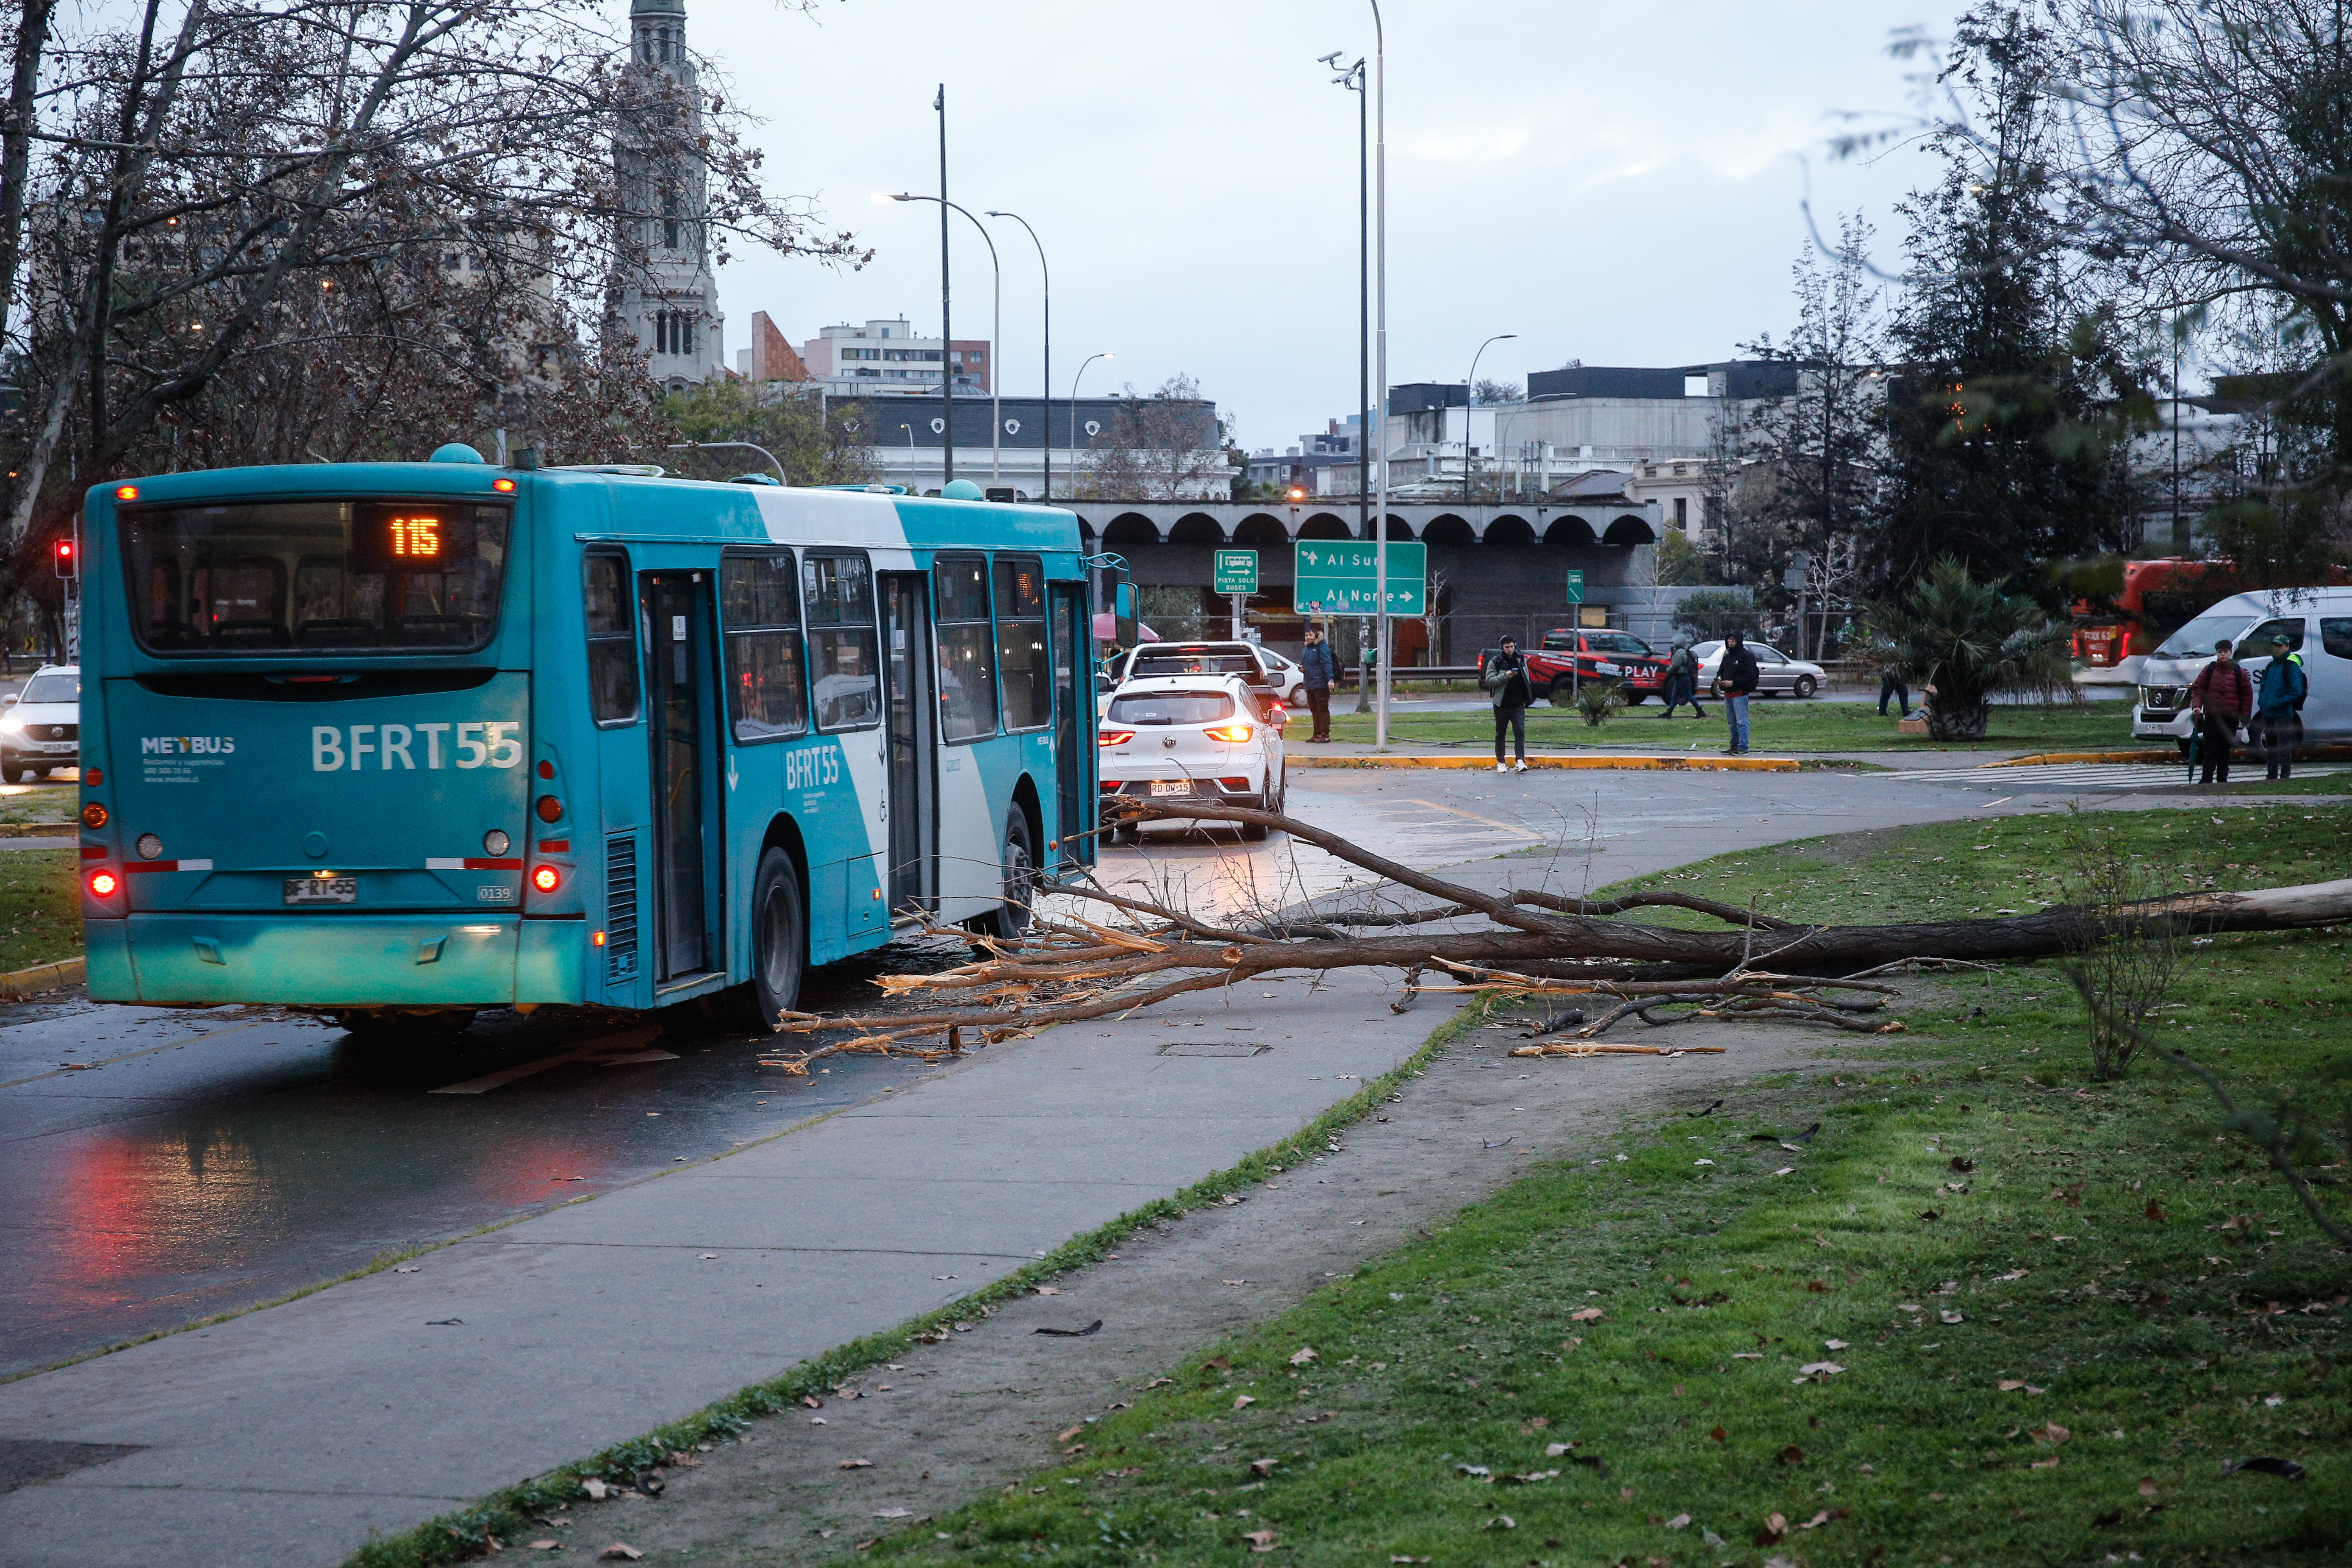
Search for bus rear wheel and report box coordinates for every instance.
[977,808,1036,942]
[724,847,805,1033]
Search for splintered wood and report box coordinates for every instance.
[752,798,2352,1073]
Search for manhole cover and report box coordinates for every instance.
[1156,1042,1270,1057]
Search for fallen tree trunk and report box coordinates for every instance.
[757,799,2352,1069]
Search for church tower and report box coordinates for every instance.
[612,0,724,389]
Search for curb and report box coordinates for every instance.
[1288,752,1801,773]
[0,955,83,998]
[0,821,74,838]
[1993,744,2352,768]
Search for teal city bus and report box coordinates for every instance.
[74,447,1097,1034]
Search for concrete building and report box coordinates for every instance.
[607,0,726,389]
[735,311,810,384]
[797,318,990,397]
[832,393,1223,500]
[1244,415,1363,494]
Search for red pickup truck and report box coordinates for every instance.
[1523,629,1669,703]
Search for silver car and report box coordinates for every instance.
[1,664,80,781]
[1690,640,1827,698]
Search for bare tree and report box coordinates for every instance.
[1073,374,1228,500]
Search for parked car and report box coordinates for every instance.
[1099,640,1303,713]
[0,664,79,782]
[2130,586,2352,754]
[1690,640,1827,698]
[1523,629,1668,703]
[1097,674,1287,842]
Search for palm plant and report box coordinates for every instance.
[1572,680,1624,727]
[1871,558,2073,740]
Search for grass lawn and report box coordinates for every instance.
[0,847,79,973]
[1316,699,2136,754]
[877,802,2352,1566]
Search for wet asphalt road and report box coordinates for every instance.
[0,760,2253,1377]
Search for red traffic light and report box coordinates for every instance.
[52,538,75,577]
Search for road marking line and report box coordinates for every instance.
[428,1026,665,1095]
[1402,798,1542,840]
[0,1016,274,1091]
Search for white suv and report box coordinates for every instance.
[1104,641,1306,708]
[1,664,80,782]
[1098,674,1287,842]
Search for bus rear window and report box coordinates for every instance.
[124,499,510,654]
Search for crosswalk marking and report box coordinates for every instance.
[1873,762,2345,791]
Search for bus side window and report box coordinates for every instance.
[994,554,1050,731]
[584,552,640,725]
[720,552,807,741]
[2322,618,2352,661]
[804,551,881,731]
[2247,617,2305,654]
[934,552,998,742]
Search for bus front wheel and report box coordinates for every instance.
[725,847,806,1033]
[980,809,1037,941]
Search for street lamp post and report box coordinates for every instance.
[987,210,1049,502]
[892,193,1001,487]
[665,441,786,483]
[1320,47,1370,711]
[1071,350,1112,483]
[933,86,953,486]
[1370,0,1390,749]
[1463,333,1517,505]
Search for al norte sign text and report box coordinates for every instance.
[1292,541,1426,616]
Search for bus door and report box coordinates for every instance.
[880,572,935,913]
[643,570,718,979]
[1050,582,1090,871]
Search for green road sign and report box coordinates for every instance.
[1294,540,1427,616]
[1212,548,1259,595]
[1565,568,1586,605]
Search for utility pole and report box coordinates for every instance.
[1370,0,1389,749]
[935,85,953,487]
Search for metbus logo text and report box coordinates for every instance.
[311,722,524,771]
[143,735,236,755]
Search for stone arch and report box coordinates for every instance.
[1167,512,1225,545]
[1544,515,1599,547]
[1233,513,1289,549]
[1071,512,1099,541]
[1604,513,1658,545]
[1481,513,1535,547]
[1380,515,1415,541]
[1420,513,1476,547]
[1101,512,1161,548]
[1297,512,1352,541]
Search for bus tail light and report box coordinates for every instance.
[535,794,564,823]
[88,869,119,897]
[1204,723,1255,743]
[531,865,561,894]
[82,802,108,829]
[1097,729,1134,747]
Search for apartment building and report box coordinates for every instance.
[796,318,990,396]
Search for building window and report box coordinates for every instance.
[654,311,697,358]
[1674,497,1688,530]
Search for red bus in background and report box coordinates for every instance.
[2072,558,2352,685]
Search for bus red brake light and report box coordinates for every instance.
[535,794,564,823]
[82,802,108,829]
[1098,729,1134,747]
[88,869,119,897]
[1204,723,1254,743]
[493,477,517,493]
[530,864,560,894]
[114,484,138,501]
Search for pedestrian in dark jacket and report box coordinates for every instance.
[2188,638,2252,785]
[1298,625,1338,743]
[1877,667,1910,718]
[1659,642,1705,718]
[1484,636,1534,772]
[1718,632,1761,754]
[2254,633,2307,781]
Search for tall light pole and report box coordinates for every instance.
[1072,350,1112,479]
[892,193,1000,486]
[1463,333,1516,505]
[988,210,1049,501]
[1369,0,1390,748]
[1320,48,1370,711]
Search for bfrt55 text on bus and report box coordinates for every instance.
[311,722,523,771]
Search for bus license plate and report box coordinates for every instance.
[284,877,358,905]
[1150,780,1192,797]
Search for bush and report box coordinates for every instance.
[1571,680,1623,727]
[1869,558,2072,740]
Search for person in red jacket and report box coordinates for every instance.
[2187,638,2253,785]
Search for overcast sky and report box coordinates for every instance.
[688,0,1939,452]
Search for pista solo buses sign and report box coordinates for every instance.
[1212,549,1259,595]
[1293,541,1426,616]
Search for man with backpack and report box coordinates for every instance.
[2187,637,2252,786]
[1659,641,1705,718]
[2254,631,2308,781]
[1483,635,1534,773]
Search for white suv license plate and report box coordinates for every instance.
[284,877,358,905]
[1149,780,1193,797]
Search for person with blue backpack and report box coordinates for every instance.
[2254,631,2308,781]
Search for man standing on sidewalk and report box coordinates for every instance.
[2187,637,2252,785]
[1719,630,1761,755]
[1483,636,1534,773]
[2254,632,2306,781]
[1298,624,1337,744]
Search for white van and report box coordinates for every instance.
[2130,588,2352,753]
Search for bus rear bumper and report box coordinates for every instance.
[95,914,537,1007]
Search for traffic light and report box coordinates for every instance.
[51,538,75,579]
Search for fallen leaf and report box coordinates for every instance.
[2094,1508,2124,1527]
[1545,1441,1575,1457]
[528,1543,559,1552]
[1204,1356,1231,1372]
[1479,1515,1516,1531]
[1919,1209,1942,1221]
[1056,1425,1084,1444]
[2145,1199,2169,1222]
[1666,1512,1692,1529]
[1289,1345,1318,1365]
[1994,1269,2029,1282]
[1755,1511,1789,1546]
[2031,1456,2061,1469]
[1949,1157,1975,1173]
[1520,1416,1551,1434]
[2139,1478,2159,1497]
[1142,1377,1173,1389]
[1997,1380,2044,1394]
[580,1478,609,1500]
[1824,1339,1850,1350]
[1035,1286,1060,1296]
[838,1459,875,1470]
[1796,1509,1845,1530]
[2223,1457,2308,1481]
[1709,1425,1728,1442]
[1244,1528,1277,1552]
[1806,1279,1828,1293]
[1797,1362,1845,1378]
[597,1548,642,1563]
[1780,1445,1805,1465]
[873,1508,912,1519]
[1232,1395,1255,1410]
[1570,1307,1604,1322]
[1454,1464,1492,1479]
[2029,1424,2071,1446]
[1940,1310,1964,1324]
[802,1395,823,1410]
